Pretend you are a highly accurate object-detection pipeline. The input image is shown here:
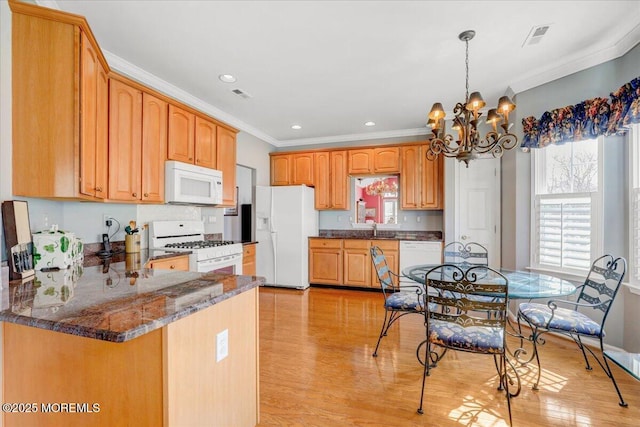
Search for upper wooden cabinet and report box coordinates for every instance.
[108,79,143,201]
[348,147,400,174]
[400,145,444,210]
[167,104,196,164]
[11,9,109,200]
[141,93,168,202]
[270,153,314,186]
[216,126,238,207]
[313,150,350,210]
[194,116,217,169]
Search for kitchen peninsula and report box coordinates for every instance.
[0,255,262,427]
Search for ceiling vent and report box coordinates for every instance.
[523,25,551,47]
[231,88,252,99]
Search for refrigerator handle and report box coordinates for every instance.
[271,231,277,283]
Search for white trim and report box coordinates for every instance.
[276,128,430,147]
[623,281,640,296]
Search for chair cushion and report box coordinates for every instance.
[519,302,602,336]
[428,319,504,354]
[385,291,424,311]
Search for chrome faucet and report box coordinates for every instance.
[372,223,377,238]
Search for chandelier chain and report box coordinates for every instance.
[465,38,469,103]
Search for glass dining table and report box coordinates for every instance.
[402,264,577,300]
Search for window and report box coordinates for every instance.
[532,138,602,273]
[629,124,640,286]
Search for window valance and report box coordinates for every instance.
[522,77,640,148]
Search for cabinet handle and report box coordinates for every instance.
[132,192,137,197]
[143,193,149,198]
[188,157,193,161]
[170,265,175,269]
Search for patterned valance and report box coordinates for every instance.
[522,77,640,148]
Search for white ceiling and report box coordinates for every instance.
[48,0,640,147]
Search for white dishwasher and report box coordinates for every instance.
[399,241,442,283]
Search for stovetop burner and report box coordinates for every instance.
[165,240,236,250]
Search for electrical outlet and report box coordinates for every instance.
[103,214,112,228]
[216,329,229,362]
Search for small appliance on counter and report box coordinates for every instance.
[149,220,243,274]
[32,225,83,270]
[2,200,35,281]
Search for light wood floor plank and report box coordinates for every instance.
[258,287,640,426]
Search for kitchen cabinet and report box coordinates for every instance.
[308,238,398,289]
[270,153,314,186]
[168,105,223,169]
[216,126,238,207]
[314,150,350,210]
[146,254,189,271]
[11,8,109,200]
[242,243,257,276]
[108,79,143,201]
[348,147,400,175]
[167,104,196,164]
[309,238,343,285]
[141,93,168,202]
[400,145,444,209]
[343,239,371,287]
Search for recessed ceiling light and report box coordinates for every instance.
[291,124,302,130]
[365,121,376,127]
[218,74,237,83]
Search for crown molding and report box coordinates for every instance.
[276,128,431,148]
[510,23,640,94]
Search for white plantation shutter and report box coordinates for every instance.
[535,195,592,270]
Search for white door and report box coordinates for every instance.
[454,158,501,268]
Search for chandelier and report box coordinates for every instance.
[426,30,518,167]
[365,178,398,196]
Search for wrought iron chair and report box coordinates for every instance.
[443,241,489,266]
[518,255,628,406]
[370,245,423,357]
[417,264,517,425]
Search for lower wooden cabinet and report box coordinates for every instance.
[146,255,189,271]
[242,243,256,276]
[308,238,399,288]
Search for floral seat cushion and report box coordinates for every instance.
[519,302,602,336]
[427,319,504,354]
[385,292,425,311]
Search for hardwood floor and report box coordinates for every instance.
[258,286,640,426]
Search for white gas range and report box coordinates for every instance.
[149,220,243,274]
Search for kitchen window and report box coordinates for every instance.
[531,137,603,275]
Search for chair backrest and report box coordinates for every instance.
[423,264,509,350]
[442,241,489,267]
[370,246,397,293]
[575,255,626,326]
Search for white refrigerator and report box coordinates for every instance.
[255,185,318,289]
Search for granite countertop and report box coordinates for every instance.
[0,258,264,343]
[316,229,443,241]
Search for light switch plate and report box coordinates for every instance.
[216,329,229,362]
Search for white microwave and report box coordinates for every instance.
[165,160,223,205]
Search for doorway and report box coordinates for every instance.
[224,164,255,242]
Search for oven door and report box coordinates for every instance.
[196,253,243,275]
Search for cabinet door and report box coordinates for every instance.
[147,255,189,271]
[313,152,331,209]
[216,127,237,207]
[141,93,167,202]
[108,79,142,201]
[243,244,257,276]
[270,154,291,186]
[348,149,373,174]
[331,150,350,209]
[400,145,420,209]
[370,240,399,288]
[309,249,343,285]
[194,117,217,169]
[421,150,443,209]
[80,31,108,199]
[291,153,314,186]
[168,104,195,163]
[373,147,400,173]
[343,240,371,287]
